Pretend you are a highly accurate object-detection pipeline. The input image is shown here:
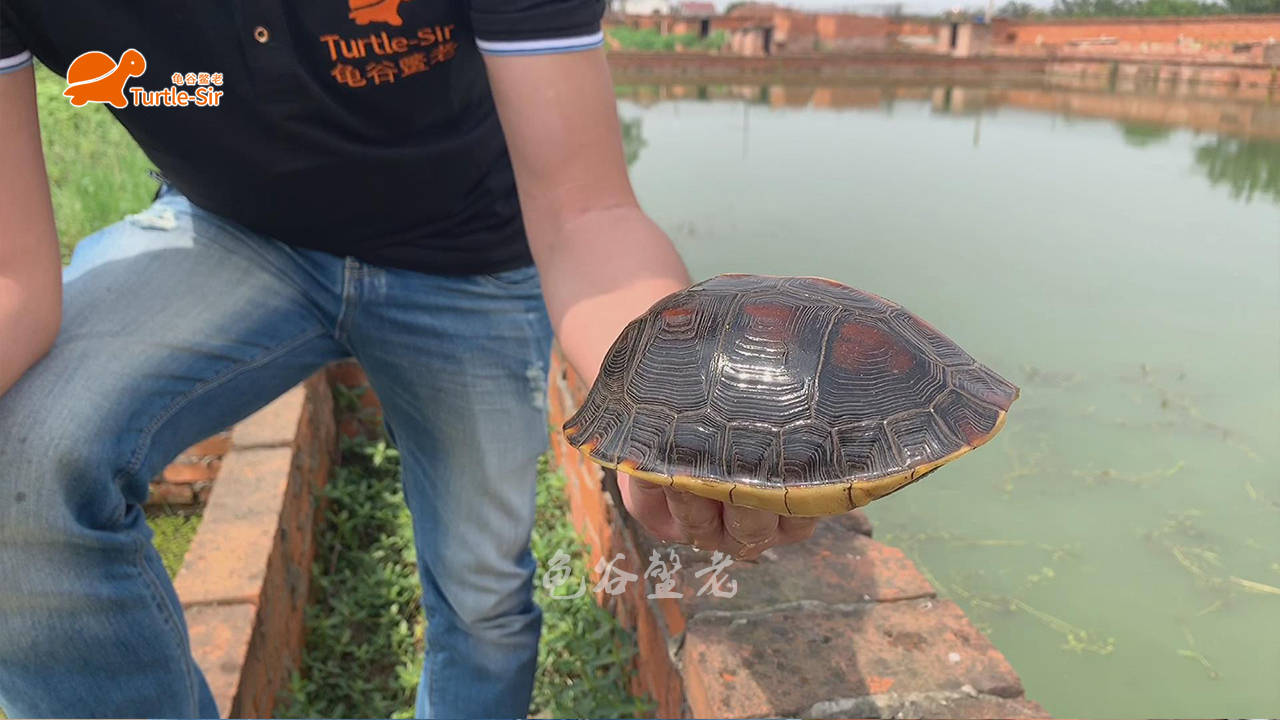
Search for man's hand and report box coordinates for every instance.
[618,473,817,560]
[482,47,821,558]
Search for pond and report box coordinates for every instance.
[616,81,1280,718]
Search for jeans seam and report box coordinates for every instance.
[133,532,202,714]
[334,258,360,343]
[114,328,330,487]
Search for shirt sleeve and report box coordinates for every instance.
[0,5,32,75]
[469,0,605,56]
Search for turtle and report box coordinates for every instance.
[562,274,1019,517]
[63,48,147,109]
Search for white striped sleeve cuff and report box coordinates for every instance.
[475,31,603,56]
[0,50,32,75]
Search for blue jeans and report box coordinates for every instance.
[0,187,553,718]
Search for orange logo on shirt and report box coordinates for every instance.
[63,48,224,109]
[63,48,146,108]
[349,0,410,26]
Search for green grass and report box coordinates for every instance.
[276,436,422,719]
[32,64,156,261]
[607,26,728,53]
[147,511,203,578]
[278,423,650,718]
[530,456,651,719]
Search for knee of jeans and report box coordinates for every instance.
[0,385,133,542]
[446,594,542,645]
[438,558,542,641]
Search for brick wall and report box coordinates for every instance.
[994,15,1280,48]
[149,432,231,507]
[991,15,1280,64]
[177,372,337,717]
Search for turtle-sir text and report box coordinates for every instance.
[129,72,224,108]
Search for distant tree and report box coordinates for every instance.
[1050,0,1133,17]
[1194,137,1280,204]
[1120,123,1174,147]
[1220,0,1280,12]
[620,116,647,167]
[996,0,1041,16]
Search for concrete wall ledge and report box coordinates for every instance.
[172,372,336,717]
[547,347,1049,718]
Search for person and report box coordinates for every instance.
[0,0,820,716]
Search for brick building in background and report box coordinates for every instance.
[610,5,1280,65]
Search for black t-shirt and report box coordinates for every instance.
[0,0,604,274]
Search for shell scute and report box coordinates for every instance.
[833,422,900,480]
[886,410,962,469]
[624,291,732,412]
[814,312,949,425]
[780,423,842,486]
[619,406,675,474]
[669,412,726,481]
[709,298,838,426]
[725,422,782,486]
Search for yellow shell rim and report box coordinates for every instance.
[567,409,1007,517]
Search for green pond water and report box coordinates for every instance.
[617,83,1280,718]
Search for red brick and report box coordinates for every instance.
[994,16,1280,49]
[655,595,686,638]
[326,359,368,388]
[231,385,307,449]
[634,591,685,717]
[174,446,294,606]
[185,602,256,717]
[628,513,933,619]
[162,460,220,484]
[682,599,1025,718]
[184,432,233,458]
[148,482,195,506]
[178,373,334,718]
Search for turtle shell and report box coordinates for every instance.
[562,274,1019,516]
[65,51,119,86]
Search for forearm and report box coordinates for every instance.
[536,205,689,385]
[0,65,64,397]
[0,278,60,396]
[481,49,690,383]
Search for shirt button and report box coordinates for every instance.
[253,25,270,43]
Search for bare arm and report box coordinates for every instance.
[482,49,687,385]
[483,48,818,557]
[0,64,62,397]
